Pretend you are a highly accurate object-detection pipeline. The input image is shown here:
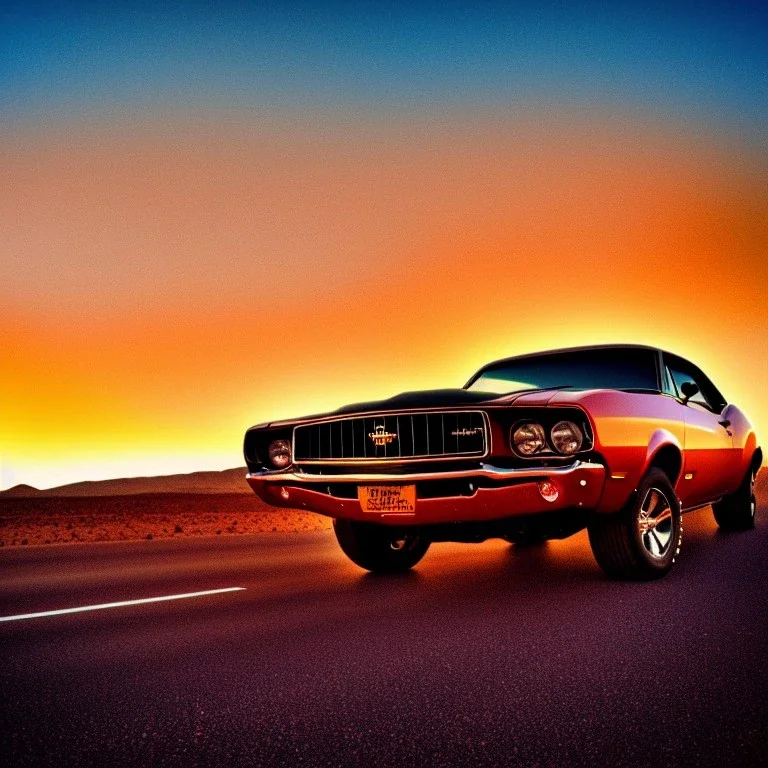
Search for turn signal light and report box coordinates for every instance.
[538,481,559,503]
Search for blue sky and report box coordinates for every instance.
[3,1,767,130]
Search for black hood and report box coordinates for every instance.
[262,387,543,429]
[331,388,501,416]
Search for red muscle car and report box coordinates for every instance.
[244,345,761,580]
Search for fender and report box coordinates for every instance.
[596,428,683,514]
[643,429,683,487]
[739,430,759,480]
[722,404,761,490]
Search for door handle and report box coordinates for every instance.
[718,419,731,428]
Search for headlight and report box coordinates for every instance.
[550,421,583,455]
[512,422,546,455]
[268,439,292,468]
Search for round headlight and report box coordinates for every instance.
[550,421,583,455]
[512,422,546,456]
[268,439,292,469]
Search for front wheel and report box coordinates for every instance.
[333,519,430,573]
[713,467,756,531]
[588,468,682,580]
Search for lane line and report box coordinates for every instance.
[0,587,246,622]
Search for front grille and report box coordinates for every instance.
[293,410,488,463]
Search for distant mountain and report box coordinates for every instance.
[0,468,251,498]
[1,484,47,498]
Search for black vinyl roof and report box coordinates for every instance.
[465,344,677,391]
[482,343,662,364]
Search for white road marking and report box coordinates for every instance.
[0,587,246,623]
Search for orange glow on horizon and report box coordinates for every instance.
[2,111,766,489]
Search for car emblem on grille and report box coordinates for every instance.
[451,428,483,437]
[369,424,397,446]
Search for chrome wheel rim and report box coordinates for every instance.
[390,536,418,552]
[637,487,674,559]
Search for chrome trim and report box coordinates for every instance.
[248,460,604,485]
[637,486,674,559]
[291,409,491,464]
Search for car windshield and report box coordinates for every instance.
[466,348,659,394]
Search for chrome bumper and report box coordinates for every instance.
[246,461,607,526]
[246,460,604,485]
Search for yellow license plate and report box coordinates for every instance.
[358,485,416,513]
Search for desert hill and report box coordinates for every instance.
[0,467,251,498]
[1,484,45,498]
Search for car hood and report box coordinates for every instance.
[332,388,501,414]
[264,387,567,428]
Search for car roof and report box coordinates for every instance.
[476,344,664,369]
[466,344,699,388]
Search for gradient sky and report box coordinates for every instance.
[2,1,767,489]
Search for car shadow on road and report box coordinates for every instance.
[345,534,605,608]
[343,502,758,603]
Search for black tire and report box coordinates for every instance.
[713,466,756,531]
[503,532,547,547]
[333,519,430,573]
[588,468,682,580]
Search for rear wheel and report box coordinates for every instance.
[333,519,430,573]
[588,468,682,580]
[713,467,756,531]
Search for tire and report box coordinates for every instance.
[713,466,756,531]
[503,532,547,547]
[588,468,682,580]
[333,519,430,573]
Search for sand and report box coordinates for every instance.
[0,493,331,547]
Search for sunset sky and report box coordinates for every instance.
[2,1,767,490]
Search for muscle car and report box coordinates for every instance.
[244,345,761,580]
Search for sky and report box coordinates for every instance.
[1,1,767,489]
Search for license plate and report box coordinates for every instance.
[358,485,416,513]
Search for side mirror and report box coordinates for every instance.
[680,381,699,403]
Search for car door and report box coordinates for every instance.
[663,354,735,507]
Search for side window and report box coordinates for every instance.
[664,354,724,412]
[669,365,711,408]
[693,368,727,413]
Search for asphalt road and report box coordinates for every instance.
[1,505,767,768]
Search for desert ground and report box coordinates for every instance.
[0,467,763,548]
[0,469,331,547]
[0,493,332,547]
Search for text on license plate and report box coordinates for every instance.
[357,485,416,513]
